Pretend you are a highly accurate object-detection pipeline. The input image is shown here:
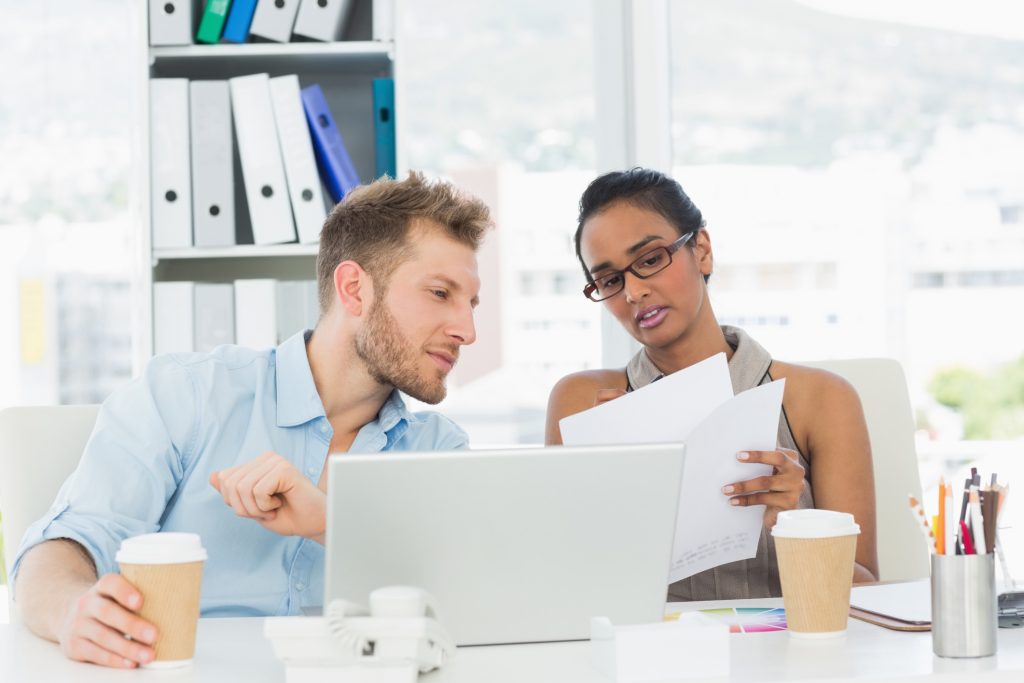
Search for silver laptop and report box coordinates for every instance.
[324,443,685,646]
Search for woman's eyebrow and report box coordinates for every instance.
[588,235,665,274]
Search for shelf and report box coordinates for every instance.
[154,244,320,261]
[149,41,392,77]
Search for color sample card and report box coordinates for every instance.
[665,607,788,633]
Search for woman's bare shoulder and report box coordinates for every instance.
[769,360,865,441]
[547,368,627,418]
[545,368,629,445]
[770,360,858,400]
[549,368,628,402]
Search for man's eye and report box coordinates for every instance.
[431,289,448,299]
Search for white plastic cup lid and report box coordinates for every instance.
[116,532,207,565]
[771,509,861,539]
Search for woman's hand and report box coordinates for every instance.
[722,448,806,529]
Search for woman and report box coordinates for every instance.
[545,168,878,600]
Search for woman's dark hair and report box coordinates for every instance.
[574,168,708,283]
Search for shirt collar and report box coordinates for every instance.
[275,330,326,428]
[377,389,414,437]
[274,329,414,440]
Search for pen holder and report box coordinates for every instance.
[931,553,997,658]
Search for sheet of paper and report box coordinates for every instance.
[850,579,931,623]
[559,353,733,446]
[668,380,785,583]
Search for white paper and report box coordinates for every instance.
[850,579,931,623]
[558,353,733,447]
[668,380,784,582]
[558,352,785,583]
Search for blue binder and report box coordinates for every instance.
[222,0,258,43]
[372,78,397,179]
[301,84,361,203]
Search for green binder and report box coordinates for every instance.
[196,0,232,45]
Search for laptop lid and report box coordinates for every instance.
[325,443,685,646]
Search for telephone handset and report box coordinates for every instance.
[325,586,456,673]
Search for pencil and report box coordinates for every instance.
[969,487,987,554]
[943,483,955,556]
[937,479,946,555]
[909,494,936,554]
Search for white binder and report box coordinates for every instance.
[154,281,195,355]
[269,75,327,244]
[234,279,279,349]
[250,0,301,43]
[194,283,236,352]
[275,280,319,343]
[148,0,193,46]
[229,73,297,245]
[150,79,193,250]
[373,0,394,42]
[190,81,236,247]
[293,0,353,42]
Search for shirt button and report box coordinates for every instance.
[320,422,329,433]
[295,582,306,592]
[307,466,317,476]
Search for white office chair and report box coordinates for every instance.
[0,405,100,618]
[802,358,930,582]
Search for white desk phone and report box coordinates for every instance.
[264,586,456,682]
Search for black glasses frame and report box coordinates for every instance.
[582,231,696,302]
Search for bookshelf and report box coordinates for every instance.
[134,0,398,370]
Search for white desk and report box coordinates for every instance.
[2,599,1023,682]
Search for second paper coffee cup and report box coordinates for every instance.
[116,532,207,668]
[772,509,860,638]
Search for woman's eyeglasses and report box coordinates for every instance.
[583,231,695,302]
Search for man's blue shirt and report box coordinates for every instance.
[12,330,468,616]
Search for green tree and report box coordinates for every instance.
[929,356,1024,439]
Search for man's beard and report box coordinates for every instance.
[354,299,450,405]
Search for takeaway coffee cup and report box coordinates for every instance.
[771,509,860,638]
[116,532,207,668]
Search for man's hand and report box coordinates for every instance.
[210,451,327,543]
[721,448,806,529]
[57,574,157,669]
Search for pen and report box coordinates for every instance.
[959,476,971,529]
[909,494,936,554]
[960,519,975,555]
[968,487,987,555]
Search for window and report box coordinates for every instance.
[399,1,600,446]
[0,1,135,411]
[670,0,1024,444]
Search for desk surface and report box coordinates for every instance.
[3,598,1024,682]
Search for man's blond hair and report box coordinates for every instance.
[316,172,492,313]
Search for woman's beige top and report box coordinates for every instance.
[625,325,814,600]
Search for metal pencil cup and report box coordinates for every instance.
[931,553,997,658]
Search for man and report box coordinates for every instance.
[11,172,492,669]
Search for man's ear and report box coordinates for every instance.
[333,261,374,317]
[694,228,713,277]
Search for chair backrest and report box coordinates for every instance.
[0,405,100,584]
[801,359,929,581]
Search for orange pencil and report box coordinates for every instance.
[937,479,946,555]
